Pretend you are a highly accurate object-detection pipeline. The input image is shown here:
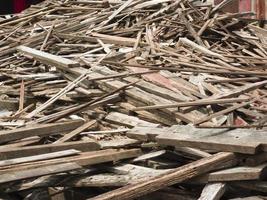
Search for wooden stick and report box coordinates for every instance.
[133,97,249,111]
[54,120,97,143]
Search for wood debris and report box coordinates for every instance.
[0,0,266,199]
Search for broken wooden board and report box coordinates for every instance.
[156,125,267,154]
[90,152,236,200]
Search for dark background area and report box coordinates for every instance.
[0,0,43,15]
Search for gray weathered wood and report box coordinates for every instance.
[0,120,84,144]
[89,152,236,200]
[198,183,226,200]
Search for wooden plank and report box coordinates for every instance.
[133,98,249,111]
[89,152,236,200]
[0,162,81,184]
[0,149,80,167]
[54,120,97,143]
[156,124,266,154]
[105,112,159,128]
[17,46,80,71]
[194,101,250,125]
[0,149,142,173]
[0,120,84,144]
[0,141,100,160]
[191,163,267,183]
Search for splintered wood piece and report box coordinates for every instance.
[105,112,159,128]
[91,32,137,46]
[132,150,166,162]
[193,101,250,125]
[178,37,223,58]
[89,152,236,200]
[54,120,97,143]
[101,0,133,26]
[198,183,226,200]
[17,46,80,71]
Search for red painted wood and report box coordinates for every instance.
[239,0,251,12]
[214,0,239,13]
[14,0,27,13]
[256,0,265,20]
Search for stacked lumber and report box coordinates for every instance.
[0,0,266,199]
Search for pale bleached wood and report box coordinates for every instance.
[0,149,80,167]
[17,46,80,71]
[198,183,226,200]
[0,120,84,144]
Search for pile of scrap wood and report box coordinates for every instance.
[0,0,267,199]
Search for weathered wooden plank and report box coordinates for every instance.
[89,152,236,200]
[156,125,266,154]
[0,120,84,144]
[191,164,267,183]
[0,162,81,184]
[0,141,100,160]
[0,149,142,173]
[54,120,97,143]
[0,149,80,167]
[133,98,248,111]
[17,46,80,71]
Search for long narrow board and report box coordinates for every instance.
[156,125,267,154]
[17,46,80,71]
[89,152,236,200]
[0,120,84,144]
[0,140,100,160]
